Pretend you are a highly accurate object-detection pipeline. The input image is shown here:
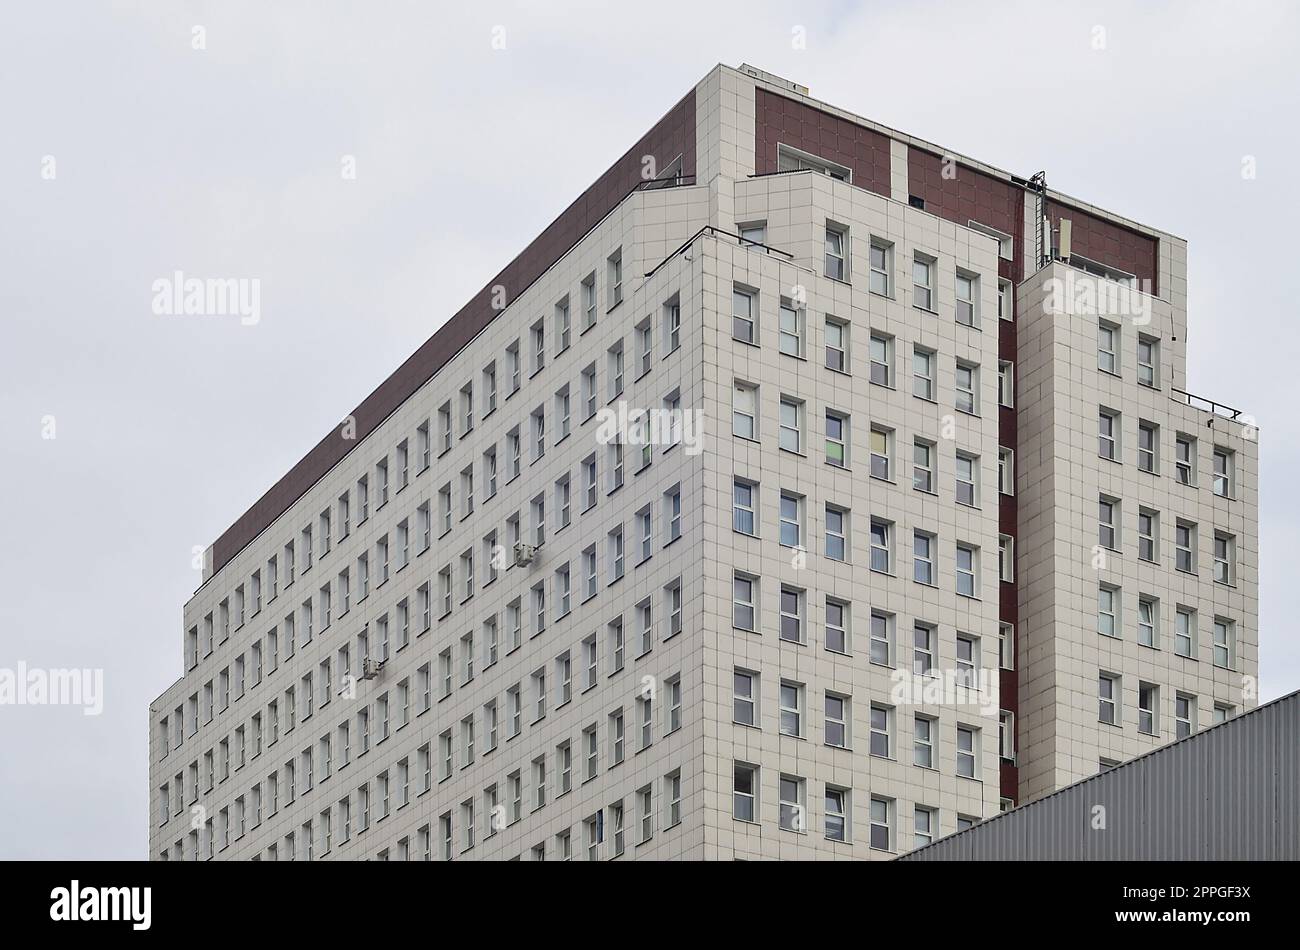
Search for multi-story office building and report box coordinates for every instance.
[149,64,1258,860]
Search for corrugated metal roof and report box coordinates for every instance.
[899,690,1299,861]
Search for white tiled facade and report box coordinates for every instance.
[150,65,1257,861]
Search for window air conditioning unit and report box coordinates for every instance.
[514,542,536,567]
[360,658,385,681]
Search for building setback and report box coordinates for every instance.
[149,64,1258,861]
[899,689,1298,860]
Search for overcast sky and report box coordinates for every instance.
[1,1,1296,859]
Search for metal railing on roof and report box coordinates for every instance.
[1171,387,1245,422]
[643,225,794,282]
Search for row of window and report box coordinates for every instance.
[731,667,1010,766]
[1097,408,1237,497]
[1096,672,1236,737]
[1096,587,1238,667]
[1097,320,1163,389]
[731,761,982,852]
[1097,495,1237,583]
[160,753,683,863]
[731,520,1009,628]
[736,214,1013,331]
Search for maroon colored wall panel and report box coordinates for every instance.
[1048,201,1158,294]
[908,148,1023,250]
[211,91,697,577]
[753,88,891,196]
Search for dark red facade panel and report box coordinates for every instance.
[1048,201,1158,294]
[754,88,891,196]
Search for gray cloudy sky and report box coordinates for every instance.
[1,1,1296,859]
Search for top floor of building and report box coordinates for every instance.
[192,62,1212,599]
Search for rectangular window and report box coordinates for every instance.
[912,622,935,675]
[1138,682,1158,736]
[869,332,892,386]
[914,806,936,849]
[955,726,977,779]
[912,529,933,584]
[1099,673,1119,725]
[912,439,936,493]
[1212,448,1234,498]
[778,586,804,643]
[825,410,848,467]
[733,669,757,726]
[869,797,892,850]
[607,249,623,309]
[778,300,803,357]
[914,715,935,768]
[825,317,848,372]
[1098,585,1119,637]
[955,271,977,327]
[733,763,757,822]
[1175,606,1196,657]
[869,704,891,757]
[824,224,847,281]
[1099,495,1119,549]
[869,239,891,295]
[913,346,935,400]
[955,452,977,506]
[956,634,979,687]
[664,297,681,352]
[1213,618,1234,668]
[1175,693,1197,739]
[778,680,803,737]
[1138,421,1158,473]
[870,610,892,666]
[732,573,757,631]
[955,544,977,597]
[1137,335,1158,387]
[825,505,847,561]
[1138,596,1158,647]
[1214,532,1235,585]
[1098,321,1119,374]
[1099,409,1119,460]
[1138,508,1158,562]
[778,491,802,548]
[1176,434,1196,485]
[955,362,978,414]
[732,479,757,535]
[779,397,803,453]
[779,774,806,832]
[998,360,1013,407]
[817,688,848,748]
[870,426,891,480]
[732,287,756,344]
[732,381,757,440]
[912,254,934,310]
[825,787,848,842]
[1176,520,1197,573]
